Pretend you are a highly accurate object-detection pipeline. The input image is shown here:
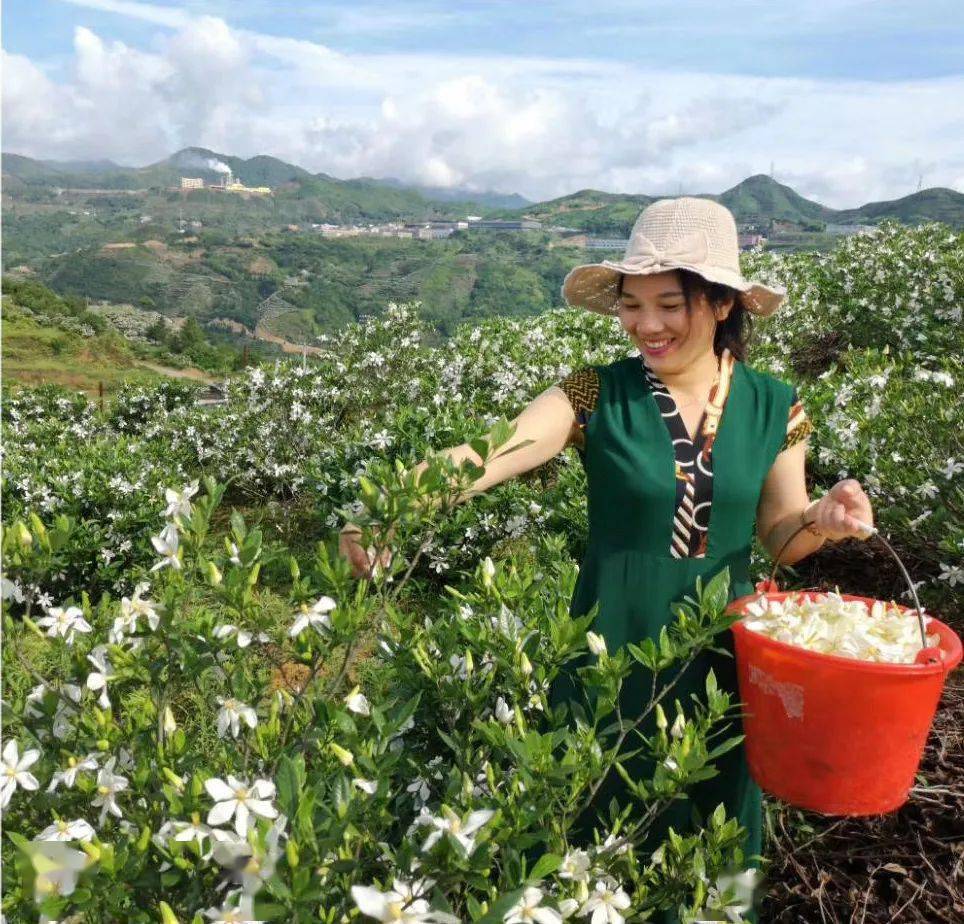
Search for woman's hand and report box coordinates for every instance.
[806,479,875,542]
[338,521,394,579]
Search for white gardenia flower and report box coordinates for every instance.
[1,576,25,603]
[345,687,371,716]
[91,757,129,826]
[216,698,258,739]
[558,899,580,919]
[171,813,214,853]
[577,880,632,924]
[37,817,96,842]
[505,886,563,924]
[205,775,278,837]
[22,840,90,901]
[351,877,440,923]
[213,624,269,648]
[559,849,591,882]
[670,712,686,740]
[586,632,608,657]
[36,605,92,645]
[86,646,115,709]
[941,457,963,480]
[48,753,99,792]
[353,778,378,795]
[163,481,199,519]
[289,596,337,638]
[112,582,163,641]
[494,697,513,724]
[202,891,263,923]
[1,739,41,808]
[25,683,48,719]
[150,523,181,572]
[421,806,495,856]
[741,591,940,663]
[938,563,964,587]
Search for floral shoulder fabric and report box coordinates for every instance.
[783,388,813,452]
[556,366,600,453]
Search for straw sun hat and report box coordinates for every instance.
[561,196,786,317]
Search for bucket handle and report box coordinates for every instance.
[763,516,939,662]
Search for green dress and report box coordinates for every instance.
[550,348,803,912]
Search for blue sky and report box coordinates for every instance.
[3,0,963,205]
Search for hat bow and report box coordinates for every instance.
[622,230,709,271]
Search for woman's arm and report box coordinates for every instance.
[756,441,823,566]
[409,384,580,511]
[757,441,876,566]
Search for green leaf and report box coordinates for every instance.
[706,734,744,761]
[474,888,525,924]
[528,852,563,881]
[276,754,305,816]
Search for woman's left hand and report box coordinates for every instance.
[808,479,875,541]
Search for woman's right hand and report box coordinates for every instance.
[339,522,392,579]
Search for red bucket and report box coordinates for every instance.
[726,526,962,816]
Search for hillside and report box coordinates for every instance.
[499,174,964,233]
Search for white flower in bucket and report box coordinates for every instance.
[742,591,940,663]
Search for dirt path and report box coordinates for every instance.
[134,360,217,383]
[209,316,326,356]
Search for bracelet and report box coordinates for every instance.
[800,501,827,540]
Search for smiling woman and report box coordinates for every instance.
[550,197,873,923]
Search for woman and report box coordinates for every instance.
[340,197,874,908]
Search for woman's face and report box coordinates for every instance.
[616,270,732,373]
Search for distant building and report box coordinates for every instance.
[467,218,542,231]
[180,177,204,189]
[825,223,872,236]
[554,234,589,248]
[586,238,630,250]
[738,232,766,250]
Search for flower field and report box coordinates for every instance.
[2,221,963,922]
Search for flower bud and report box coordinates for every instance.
[13,521,32,549]
[670,713,686,740]
[204,561,223,587]
[163,707,177,735]
[655,704,668,731]
[519,652,533,676]
[481,557,495,588]
[286,839,300,868]
[587,632,607,657]
[158,901,181,924]
[330,743,354,767]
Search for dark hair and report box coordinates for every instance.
[616,269,753,361]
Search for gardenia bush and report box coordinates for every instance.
[2,220,963,921]
[3,471,760,923]
[2,223,961,615]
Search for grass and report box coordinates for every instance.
[2,313,193,395]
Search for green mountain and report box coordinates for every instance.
[716,174,834,225]
[6,150,961,229]
[1,149,499,219]
[833,187,964,226]
[499,174,963,232]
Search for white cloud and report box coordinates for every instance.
[3,4,962,207]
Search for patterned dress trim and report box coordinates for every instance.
[641,348,736,559]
